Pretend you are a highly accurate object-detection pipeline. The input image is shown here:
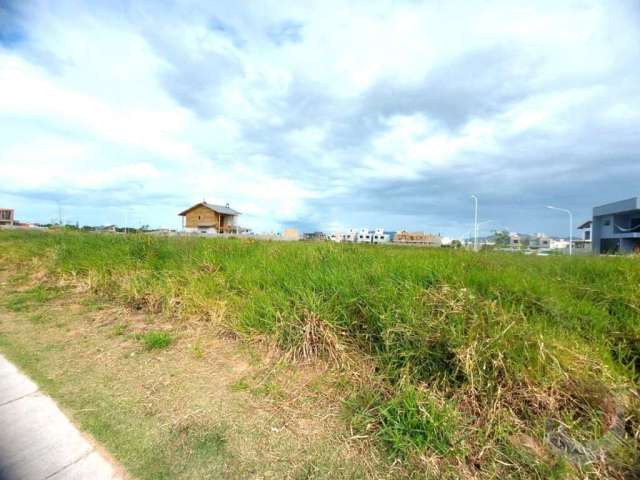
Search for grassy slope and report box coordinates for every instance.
[1,230,639,478]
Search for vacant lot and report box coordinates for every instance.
[1,230,639,479]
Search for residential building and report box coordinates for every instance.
[0,209,14,226]
[529,234,551,250]
[550,238,570,250]
[574,220,592,252]
[394,231,442,247]
[356,228,372,243]
[342,228,358,243]
[509,233,522,248]
[372,228,391,244]
[282,228,301,241]
[592,197,640,254]
[303,231,326,241]
[178,201,240,234]
[578,220,592,242]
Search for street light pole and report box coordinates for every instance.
[471,195,478,251]
[547,205,573,256]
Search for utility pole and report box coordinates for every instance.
[471,195,479,251]
[547,206,573,256]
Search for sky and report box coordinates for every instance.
[1,0,639,237]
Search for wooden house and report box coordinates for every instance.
[178,202,241,234]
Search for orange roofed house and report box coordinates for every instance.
[178,201,241,234]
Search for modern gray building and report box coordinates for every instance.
[592,197,640,254]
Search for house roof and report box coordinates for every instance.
[577,220,592,229]
[178,202,241,216]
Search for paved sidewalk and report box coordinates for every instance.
[0,354,123,480]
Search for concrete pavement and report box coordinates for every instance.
[0,354,123,480]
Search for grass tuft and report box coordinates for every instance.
[141,330,173,350]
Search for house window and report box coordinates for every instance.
[585,231,591,241]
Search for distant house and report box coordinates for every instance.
[178,201,241,234]
[574,220,592,252]
[550,238,570,250]
[282,228,301,241]
[578,220,592,242]
[592,197,640,254]
[303,231,326,241]
[0,209,14,226]
[394,231,442,247]
[529,234,551,250]
[356,228,372,243]
[342,228,358,243]
[372,228,391,244]
[509,233,522,248]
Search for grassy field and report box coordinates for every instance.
[1,230,639,479]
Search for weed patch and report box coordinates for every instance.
[5,285,58,311]
[140,331,173,350]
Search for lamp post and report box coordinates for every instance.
[471,195,478,251]
[547,205,573,256]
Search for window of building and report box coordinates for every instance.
[603,219,611,226]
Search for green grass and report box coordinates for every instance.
[140,330,173,350]
[1,230,639,478]
[5,285,58,312]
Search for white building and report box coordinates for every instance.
[356,228,372,243]
[550,238,570,250]
[342,228,358,243]
[372,228,390,244]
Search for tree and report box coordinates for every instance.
[493,230,510,248]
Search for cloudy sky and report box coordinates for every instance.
[1,0,639,236]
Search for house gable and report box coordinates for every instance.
[184,204,220,228]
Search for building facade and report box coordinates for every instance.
[372,228,391,244]
[394,231,442,247]
[574,220,592,252]
[178,202,240,234]
[0,209,14,226]
[303,231,326,241]
[592,197,640,254]
[282,228,301,241]
[529,234,551,249]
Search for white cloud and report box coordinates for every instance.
[1,0,639,235]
